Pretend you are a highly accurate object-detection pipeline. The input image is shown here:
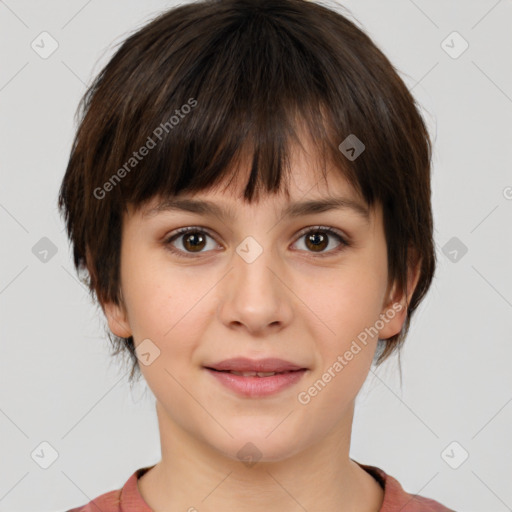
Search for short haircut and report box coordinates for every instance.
[58,0,436,384]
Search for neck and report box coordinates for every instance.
[137,401,384,512]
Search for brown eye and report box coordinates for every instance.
[182,232,207,252]
[164,227,219,258]
[304,231,329,252]
[293,226,349,257]
[164,225,349,260]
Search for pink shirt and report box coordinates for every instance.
[67,461,455,511]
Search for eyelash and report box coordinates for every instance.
[163,225,350,259]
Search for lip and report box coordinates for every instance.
[205,367,307,398]
[204,357,307,373]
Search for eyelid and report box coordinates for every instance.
[163,224,350,258]
[294,224,347,240]
[166,226,220,245]
[289,225,349,257]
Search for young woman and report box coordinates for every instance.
[60,1,453,510]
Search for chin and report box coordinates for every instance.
[228,415,294,440]
[208,428,304,465]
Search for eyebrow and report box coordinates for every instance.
[142,196,370,222]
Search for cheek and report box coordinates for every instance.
[121,250,215,367]
[300,277,381,416]
[119,246,181,339]
[298,263,384,400]
[303,265,384,341]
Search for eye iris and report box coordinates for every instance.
[183,232,206,252]
[306,232,328,252]
[177,229,335,254]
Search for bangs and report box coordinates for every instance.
[59,0,435,379]
[81,1,413,213]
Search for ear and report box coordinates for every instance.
[103,299,132,338]
[377,249,422,340]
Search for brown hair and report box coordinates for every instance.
[58,0,436,384]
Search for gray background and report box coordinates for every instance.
[1,0,511,510]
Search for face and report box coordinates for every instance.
[104,140,415,464]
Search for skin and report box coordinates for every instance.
[102,137,420,512]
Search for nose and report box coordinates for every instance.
[216,240,293,336]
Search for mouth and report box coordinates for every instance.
[205,368,304,377]
[204,357,307,374]
[203,366,308,397]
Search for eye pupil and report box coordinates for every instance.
[306,232,328,252]
[184,232,206,252]
[168,227,344,258]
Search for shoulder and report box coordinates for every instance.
[66,488,121,512]
[65,466,154,512]
[355,460,456,512]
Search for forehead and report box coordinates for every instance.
[128,134,374,223]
